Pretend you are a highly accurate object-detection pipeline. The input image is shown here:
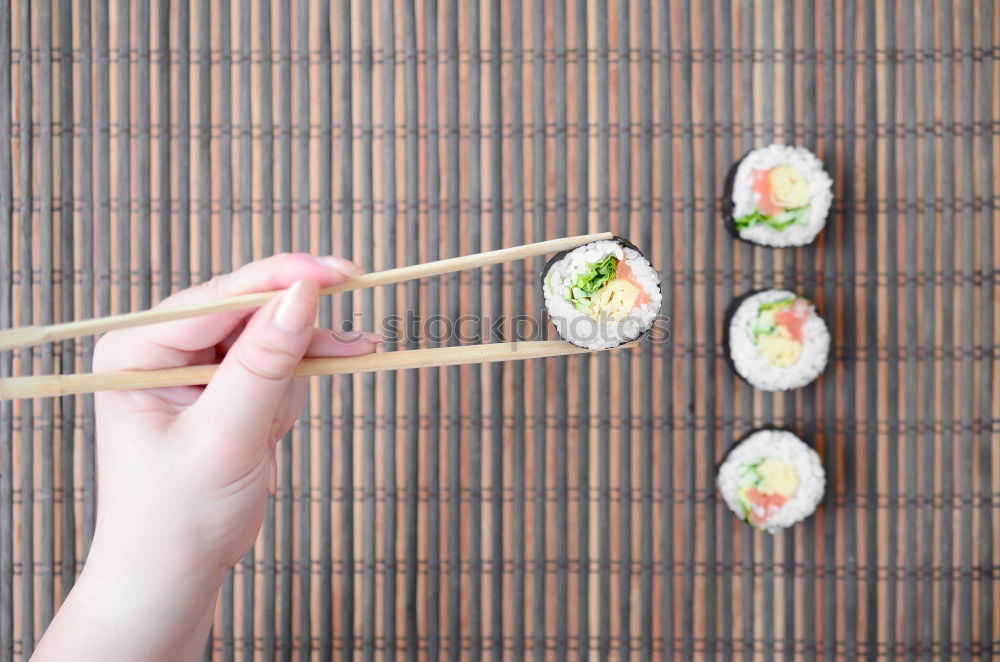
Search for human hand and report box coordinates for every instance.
[34,254,379,661]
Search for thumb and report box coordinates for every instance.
[190,279,319,439]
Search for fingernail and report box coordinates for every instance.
[315,256,363,277]
[273,280,318,333]
[330,330,383,344]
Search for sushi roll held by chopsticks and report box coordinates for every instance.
[723,144,833,247]
[717,429,825,534]
[540,237,662,350]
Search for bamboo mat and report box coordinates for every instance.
[0,1,998,660]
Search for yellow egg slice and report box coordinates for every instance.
[590,279,640,321]
[757,325,803,367]
[754,458,800,498]
[768,164,810,209]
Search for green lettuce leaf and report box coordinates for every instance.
[734,205,810,232]
[572,255,618,294]
[566,255,619,311]
[748,298,795,342]
[733,210,768,231]
[738,462,762,487]
[757,297,796,314]
[736,461,763,518]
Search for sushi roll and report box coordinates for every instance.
[723,144,833,247]
[541,237,662,350]
[727,289,829,391]
[717,428,825,534]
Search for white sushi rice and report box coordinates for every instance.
[717,429,825,534]
[543,240,662,350]
[728,289,829,391]
[731,144,833,247]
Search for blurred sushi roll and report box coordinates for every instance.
[723,144,833,247]
[717,428,825,534]
[727,289,829,391]
[541,237,662,350]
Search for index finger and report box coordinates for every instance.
[92,253,360,373]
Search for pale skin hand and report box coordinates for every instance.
[33,254,380,662]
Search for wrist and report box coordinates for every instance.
[84,531,228,604]
[34,545,222,662]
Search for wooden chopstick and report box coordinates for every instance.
[0,232,612,351]
[0,341,635,399]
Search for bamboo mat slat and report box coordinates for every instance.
[0,1,998,660]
